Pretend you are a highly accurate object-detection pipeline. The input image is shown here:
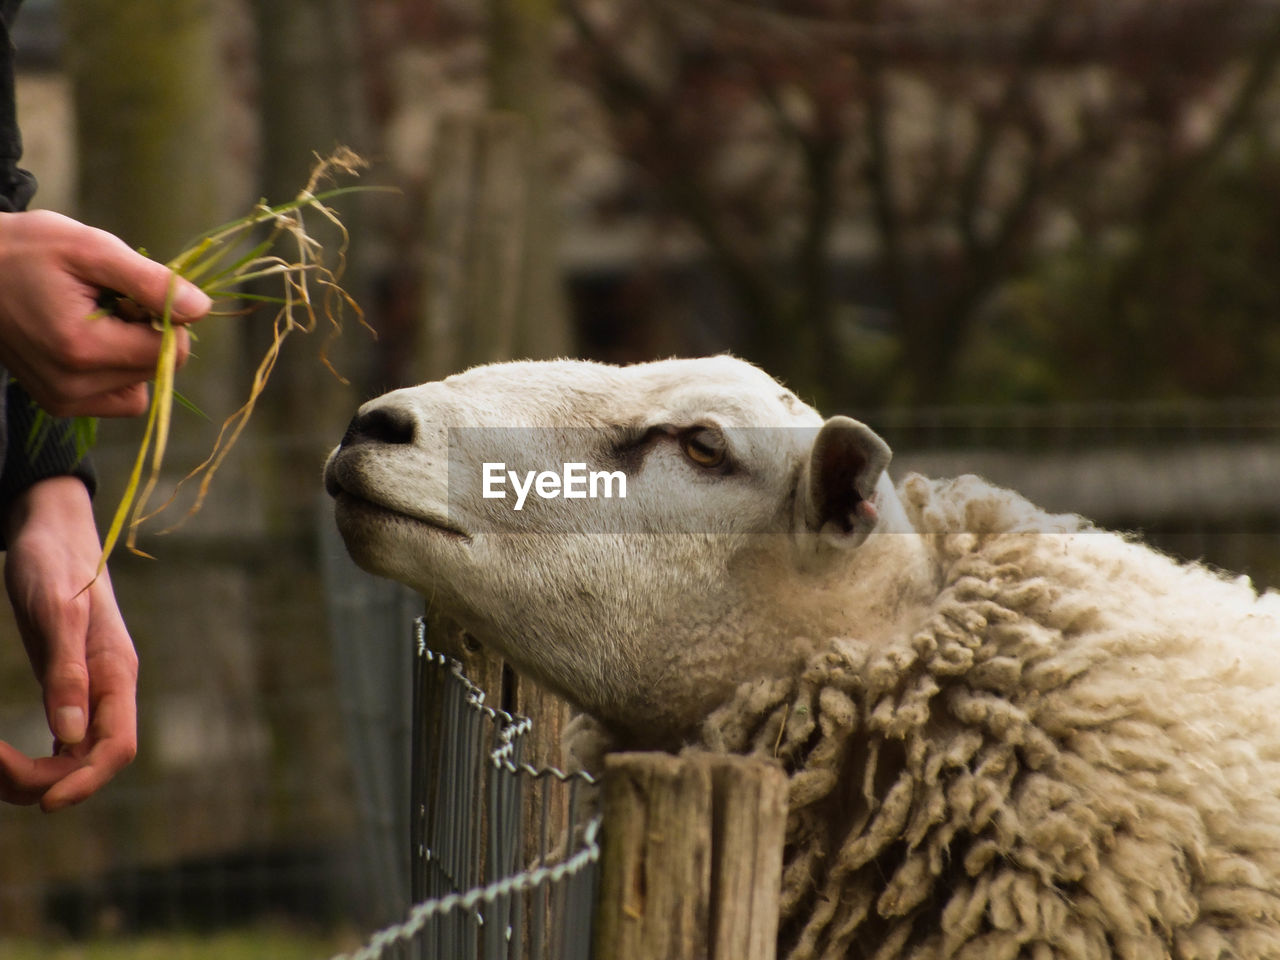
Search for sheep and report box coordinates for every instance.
[325,355,1280,959]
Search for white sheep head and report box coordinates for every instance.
[325,356,932,746]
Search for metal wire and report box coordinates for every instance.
[330,620,600,960]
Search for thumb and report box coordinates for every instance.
[119,261,212,324]
[73,229,212,322]
[44,647,91,747]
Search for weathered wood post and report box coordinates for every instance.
[596,752,789,960]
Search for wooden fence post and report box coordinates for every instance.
[596,752,789,960]
[708,755,791,960]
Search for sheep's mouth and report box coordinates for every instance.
[335,491,472,542]
[327,473,472,542]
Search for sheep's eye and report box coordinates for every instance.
[681,426,727,468]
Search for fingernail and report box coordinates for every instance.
[55,706,87,745]
[172,283,212,319]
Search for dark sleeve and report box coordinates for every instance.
[0,0,95,545]
[0,1,37,214]
[0,375,97,507]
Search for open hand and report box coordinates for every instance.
[0,476,138,811]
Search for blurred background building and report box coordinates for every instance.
[1,0,1278,950]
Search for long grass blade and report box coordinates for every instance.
[97,384,158,576]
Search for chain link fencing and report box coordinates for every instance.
[329,621,600,960]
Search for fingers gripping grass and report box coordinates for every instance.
[41,148,377,578]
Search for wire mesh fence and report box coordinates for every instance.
[330,621,600,960]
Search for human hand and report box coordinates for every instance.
[0,209,211,418]
[0,476,138,811]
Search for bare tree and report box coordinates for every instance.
[489,0,574,360]
[565,0,1280,405]
[64,1,225,257]
[250,0,378,532]
[63,0,245,426]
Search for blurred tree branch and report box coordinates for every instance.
[1104,5,1280,329]
[565,0,1280,405]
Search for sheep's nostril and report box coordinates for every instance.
[342,405,417,447]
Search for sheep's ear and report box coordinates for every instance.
[797,416,892,549]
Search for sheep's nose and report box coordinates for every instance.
[341,402,417,447]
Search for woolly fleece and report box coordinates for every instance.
[698,474,1280,960]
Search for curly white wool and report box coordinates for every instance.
[699,474,1280,959]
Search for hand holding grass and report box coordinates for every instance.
[0,149,369,811]
[0,209,212,418]
[94,147,373,570]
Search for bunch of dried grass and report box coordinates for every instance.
[41,147,375,577]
